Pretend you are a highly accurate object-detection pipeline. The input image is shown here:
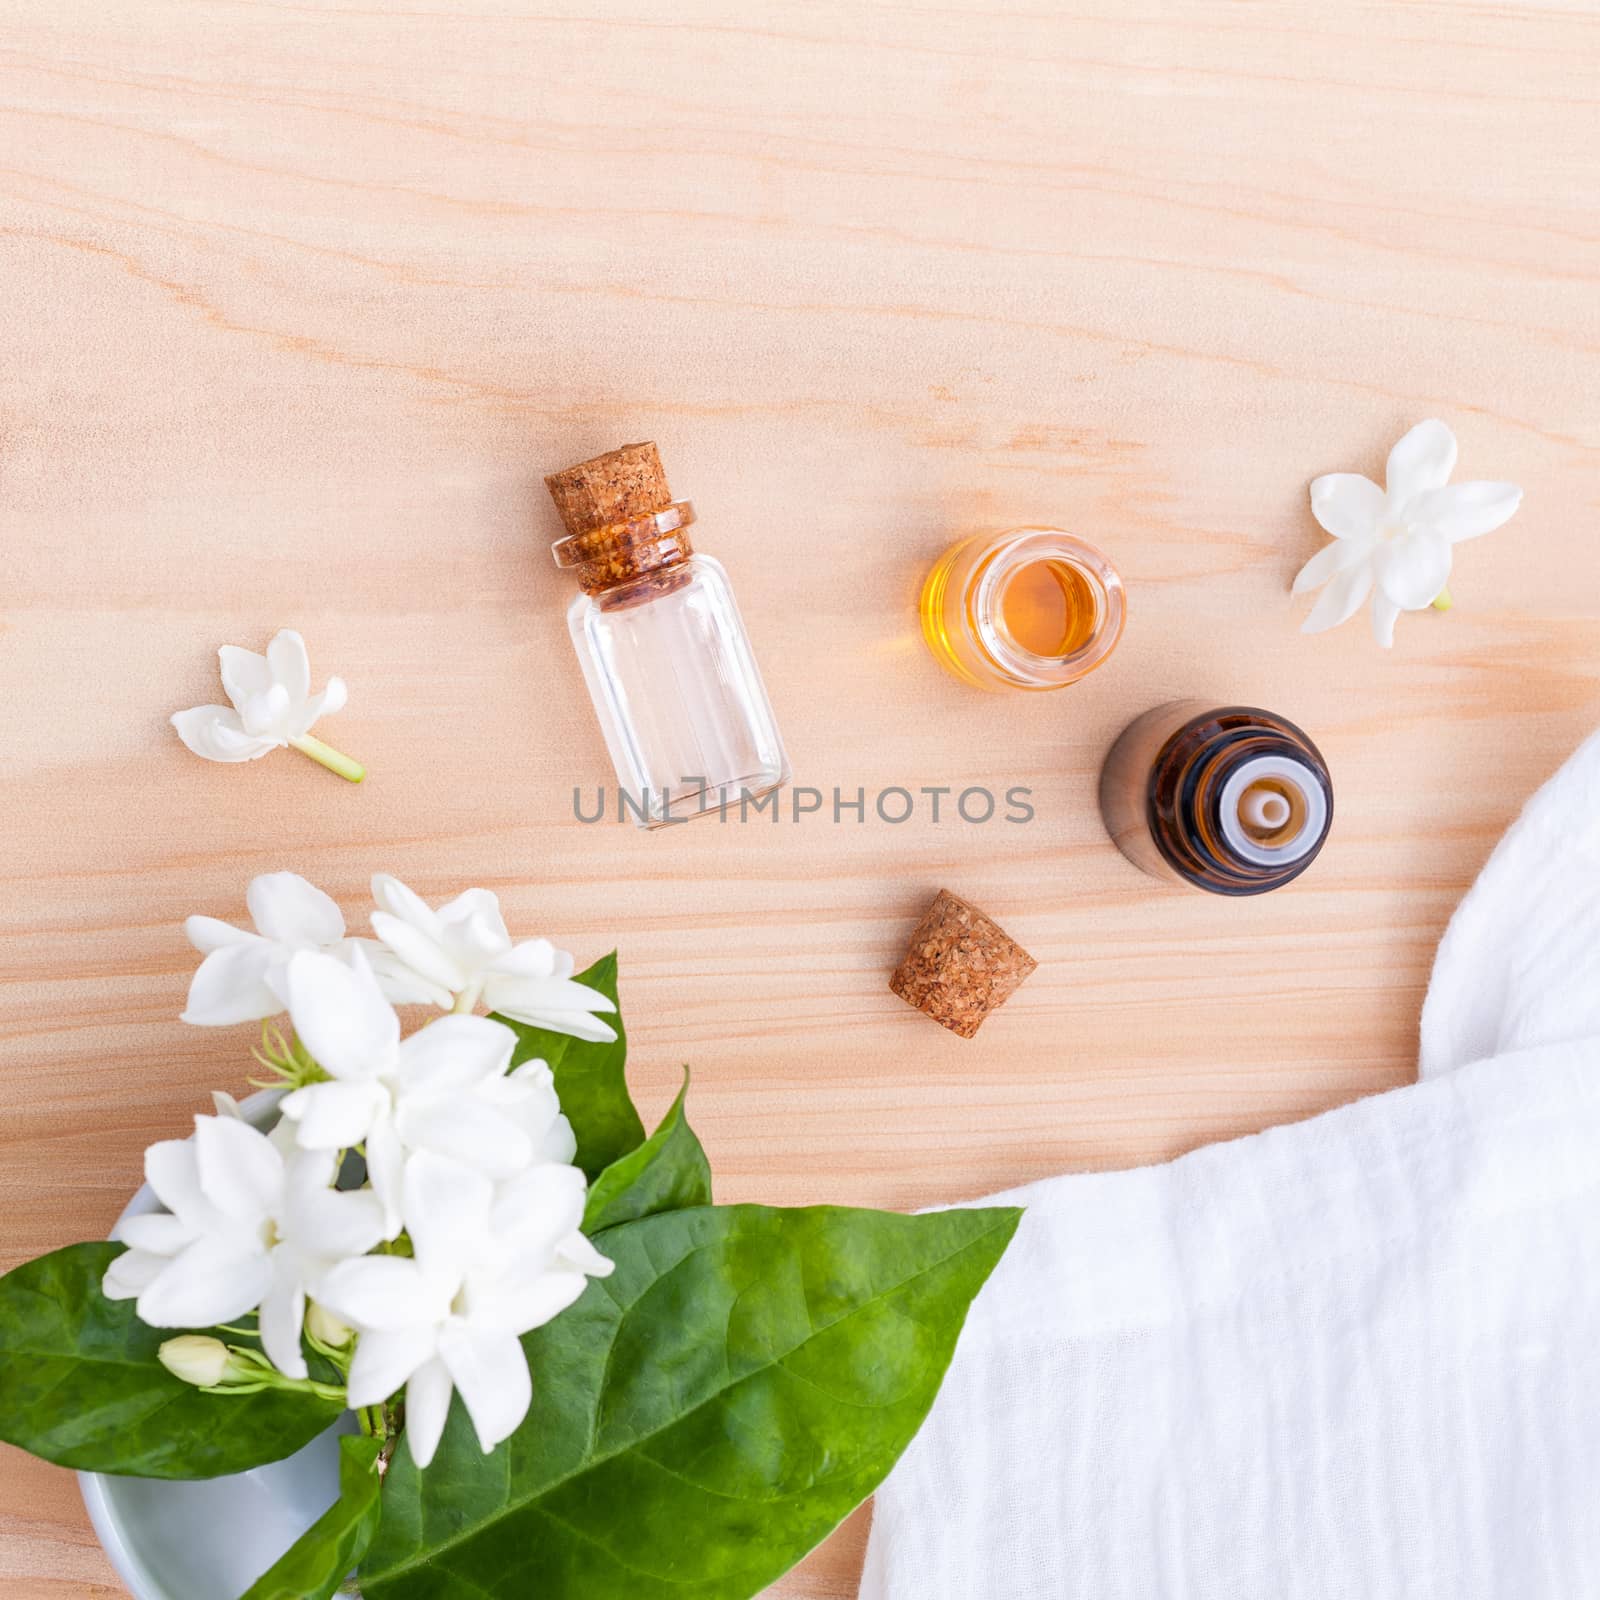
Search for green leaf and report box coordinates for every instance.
[493,950,645,1179]
[583,1073,711,1233]
[0,1243,344,1478]
[239,1434,383,1600]
[361,1202,1022,1600]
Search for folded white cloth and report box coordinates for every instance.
[861,729,1600,1600]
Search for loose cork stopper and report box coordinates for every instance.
[545,443,672,537]
[889,889,1037,1039]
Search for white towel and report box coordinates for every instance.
[861,729,1600,1600]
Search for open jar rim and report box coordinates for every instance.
[972,528,1126,689]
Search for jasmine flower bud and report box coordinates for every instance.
[157,1335,238,1390]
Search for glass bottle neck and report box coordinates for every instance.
[1214,753,1328,868]
[552,501,696,596]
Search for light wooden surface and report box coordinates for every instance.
[2,1,1598,1594]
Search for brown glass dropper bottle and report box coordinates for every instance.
[1099,701,1333,895]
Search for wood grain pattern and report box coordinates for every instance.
[2,1,1597,1594]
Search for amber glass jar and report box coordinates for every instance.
[1099,702,1332,895]
[920,528,1125,691]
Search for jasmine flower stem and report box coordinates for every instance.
[289,733,366,783]
[278,1375,348,1404]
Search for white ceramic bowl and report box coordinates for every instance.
[78,1092,351,1600]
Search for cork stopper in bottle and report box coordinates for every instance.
[545,442,696,596]
[545,442,672,536]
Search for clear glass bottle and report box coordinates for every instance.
[1099,701,1333,895]
[547,443,789,829]
[920,527,1125,691]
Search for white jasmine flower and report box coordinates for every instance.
[212,1088,300,1158]
[1295,419,1522,647]
[368,874,617,1041]
[317,1151,612,1469]
[182,872,349,1026]
[476,1058,578,1168]
[279,950,540,1234]
[103,1115,386,1379]
[171,628,364,782]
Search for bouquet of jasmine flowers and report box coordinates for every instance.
[0,872,1019,1600]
